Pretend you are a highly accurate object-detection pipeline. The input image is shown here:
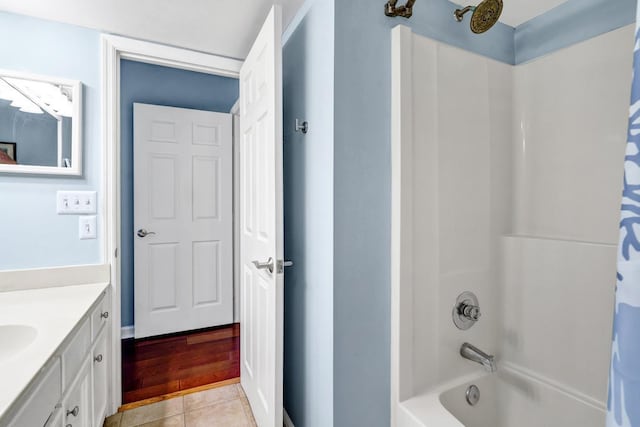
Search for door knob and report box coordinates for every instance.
[137,229,156,238]
[252,258,294,274]
[277,260,294,273]
[252,257,274,274]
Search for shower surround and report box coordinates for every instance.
[391,23,633,426]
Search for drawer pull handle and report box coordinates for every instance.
[101,311,109,319]
[66,406,79,417]
[94,354,103,363]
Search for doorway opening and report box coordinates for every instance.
[119,59,240,405]
[103,6,284,425]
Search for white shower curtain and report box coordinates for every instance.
[607,5,640,427]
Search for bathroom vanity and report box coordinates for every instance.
[0,283,111,427]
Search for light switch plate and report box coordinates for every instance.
[79,216,97,240]
[57,191,97,214]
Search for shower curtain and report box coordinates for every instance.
[607,6,640,427]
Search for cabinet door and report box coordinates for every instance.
[7,358,61,427]
[63,318,91,390]
[91,293,110,341]
[45,406,64,427]
[92,329,109,427]
[63,358,92,427]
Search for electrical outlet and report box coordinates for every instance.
[79,216,97,240]
[57,191,97,214]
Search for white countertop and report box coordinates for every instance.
[0,282,109,420]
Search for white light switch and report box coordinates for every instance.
[79,216,97,240]
[57,191,97,214]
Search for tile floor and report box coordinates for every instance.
[105,383,257,427]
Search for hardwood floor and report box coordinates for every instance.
[122,323,240,403]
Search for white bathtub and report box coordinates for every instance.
[398,365,606,427]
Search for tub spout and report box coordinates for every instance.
[460,342,497,373]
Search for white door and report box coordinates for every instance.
[134,103,233,338]
[239,5,284,427]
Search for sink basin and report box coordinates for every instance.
[0,325,38,362]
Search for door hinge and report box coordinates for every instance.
[277,260,294,274]
[114,248,118,258]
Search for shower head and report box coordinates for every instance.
[454,0,503,34]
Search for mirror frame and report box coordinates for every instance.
[0,69,83,176]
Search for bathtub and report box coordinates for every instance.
[398,364,606,427]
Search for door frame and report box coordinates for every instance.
[101,34,243,412]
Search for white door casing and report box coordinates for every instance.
[134,103,233,338]
[103,34,243,413]
[239,5,284,427]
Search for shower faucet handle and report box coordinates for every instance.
[453,292,481,330]
[459,302,481,321]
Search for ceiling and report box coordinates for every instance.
[0,0,569,59]
[498,0,569,27]
[0,0,305,60]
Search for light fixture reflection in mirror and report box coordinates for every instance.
[0,70,82,176]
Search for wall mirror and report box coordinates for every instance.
[0,70,82,176]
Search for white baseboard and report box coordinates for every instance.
[284,409,295,427]
[121,326,135,339]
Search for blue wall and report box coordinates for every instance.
[282,0,335,425]
[120,59,238,327]
[330,0,638,424]
[0,12,101,270]
[331,0,517,425]
[515,0,636,64]
[280,0,515,424]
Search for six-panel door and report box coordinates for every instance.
[134,103,234,339]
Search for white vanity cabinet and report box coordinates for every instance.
[5,289,112,427]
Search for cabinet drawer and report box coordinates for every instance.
[8,358,61,427]
[90,294,109,341]
[62,318,91,390]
